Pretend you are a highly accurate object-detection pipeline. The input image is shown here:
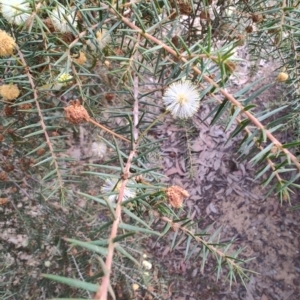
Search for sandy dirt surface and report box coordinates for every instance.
[146,63,300,299]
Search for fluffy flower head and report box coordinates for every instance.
[166,185,189,208]
[163,80,200,119]
[101,178,136,203]
[277,72,288,82]
[0,0,30,25]
[57,73,73,84]
[0,84,20,101]
[50,6,77,33]
[0,30,16,57]
[64,99,89,124]
[96,29,111,49]
[91,141,107,159]
[72,51,86,65]
[142,260,152,270]
[87,29,111,51]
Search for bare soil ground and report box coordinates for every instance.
[146,63,300,300]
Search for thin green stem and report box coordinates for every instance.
[137,111,168,143]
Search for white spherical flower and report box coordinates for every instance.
[1,0,31,25]
[87,29,111,51]
[96,29,111,49]
[44,261,51,267]
[91,141,107,159]
[142,260,152,270]
[162,80,201,119]
[50,6,77,33]
[101,178,136,203]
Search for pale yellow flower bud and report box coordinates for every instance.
[277,72,288,82]
[0,30,16,57]
[0,84,20,101]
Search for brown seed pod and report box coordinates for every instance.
[0,134,4,142]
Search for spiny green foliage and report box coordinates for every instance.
[1,0,300,299]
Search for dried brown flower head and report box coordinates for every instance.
[19,103,33,110]
[0,198,8,205]
[3,164,14,172]
[114,48,124,56]
[0,172,8,181]
[19,157,34,171]
[4,104,14,116]
[105,93,114,102]
[178,1,192,15]
[62,32,75,43]
[0,84,20,101]
[43,18,55,32]
[170,0,192,15]
[166,186,190,208]
[252,14,263,23]
[0,30,16,57]
[50,131,59,137]
[37,148,46,156]
[64,99,90,124]
[237,37,245,46]
[245,25,253,33]
[200,10,210,20]
[72,51,87,65]
[0,134,4,142]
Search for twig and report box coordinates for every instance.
[93,35,141,300]
[14,38,65,197]
[160,216,248,275]
[88,117,130,143]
